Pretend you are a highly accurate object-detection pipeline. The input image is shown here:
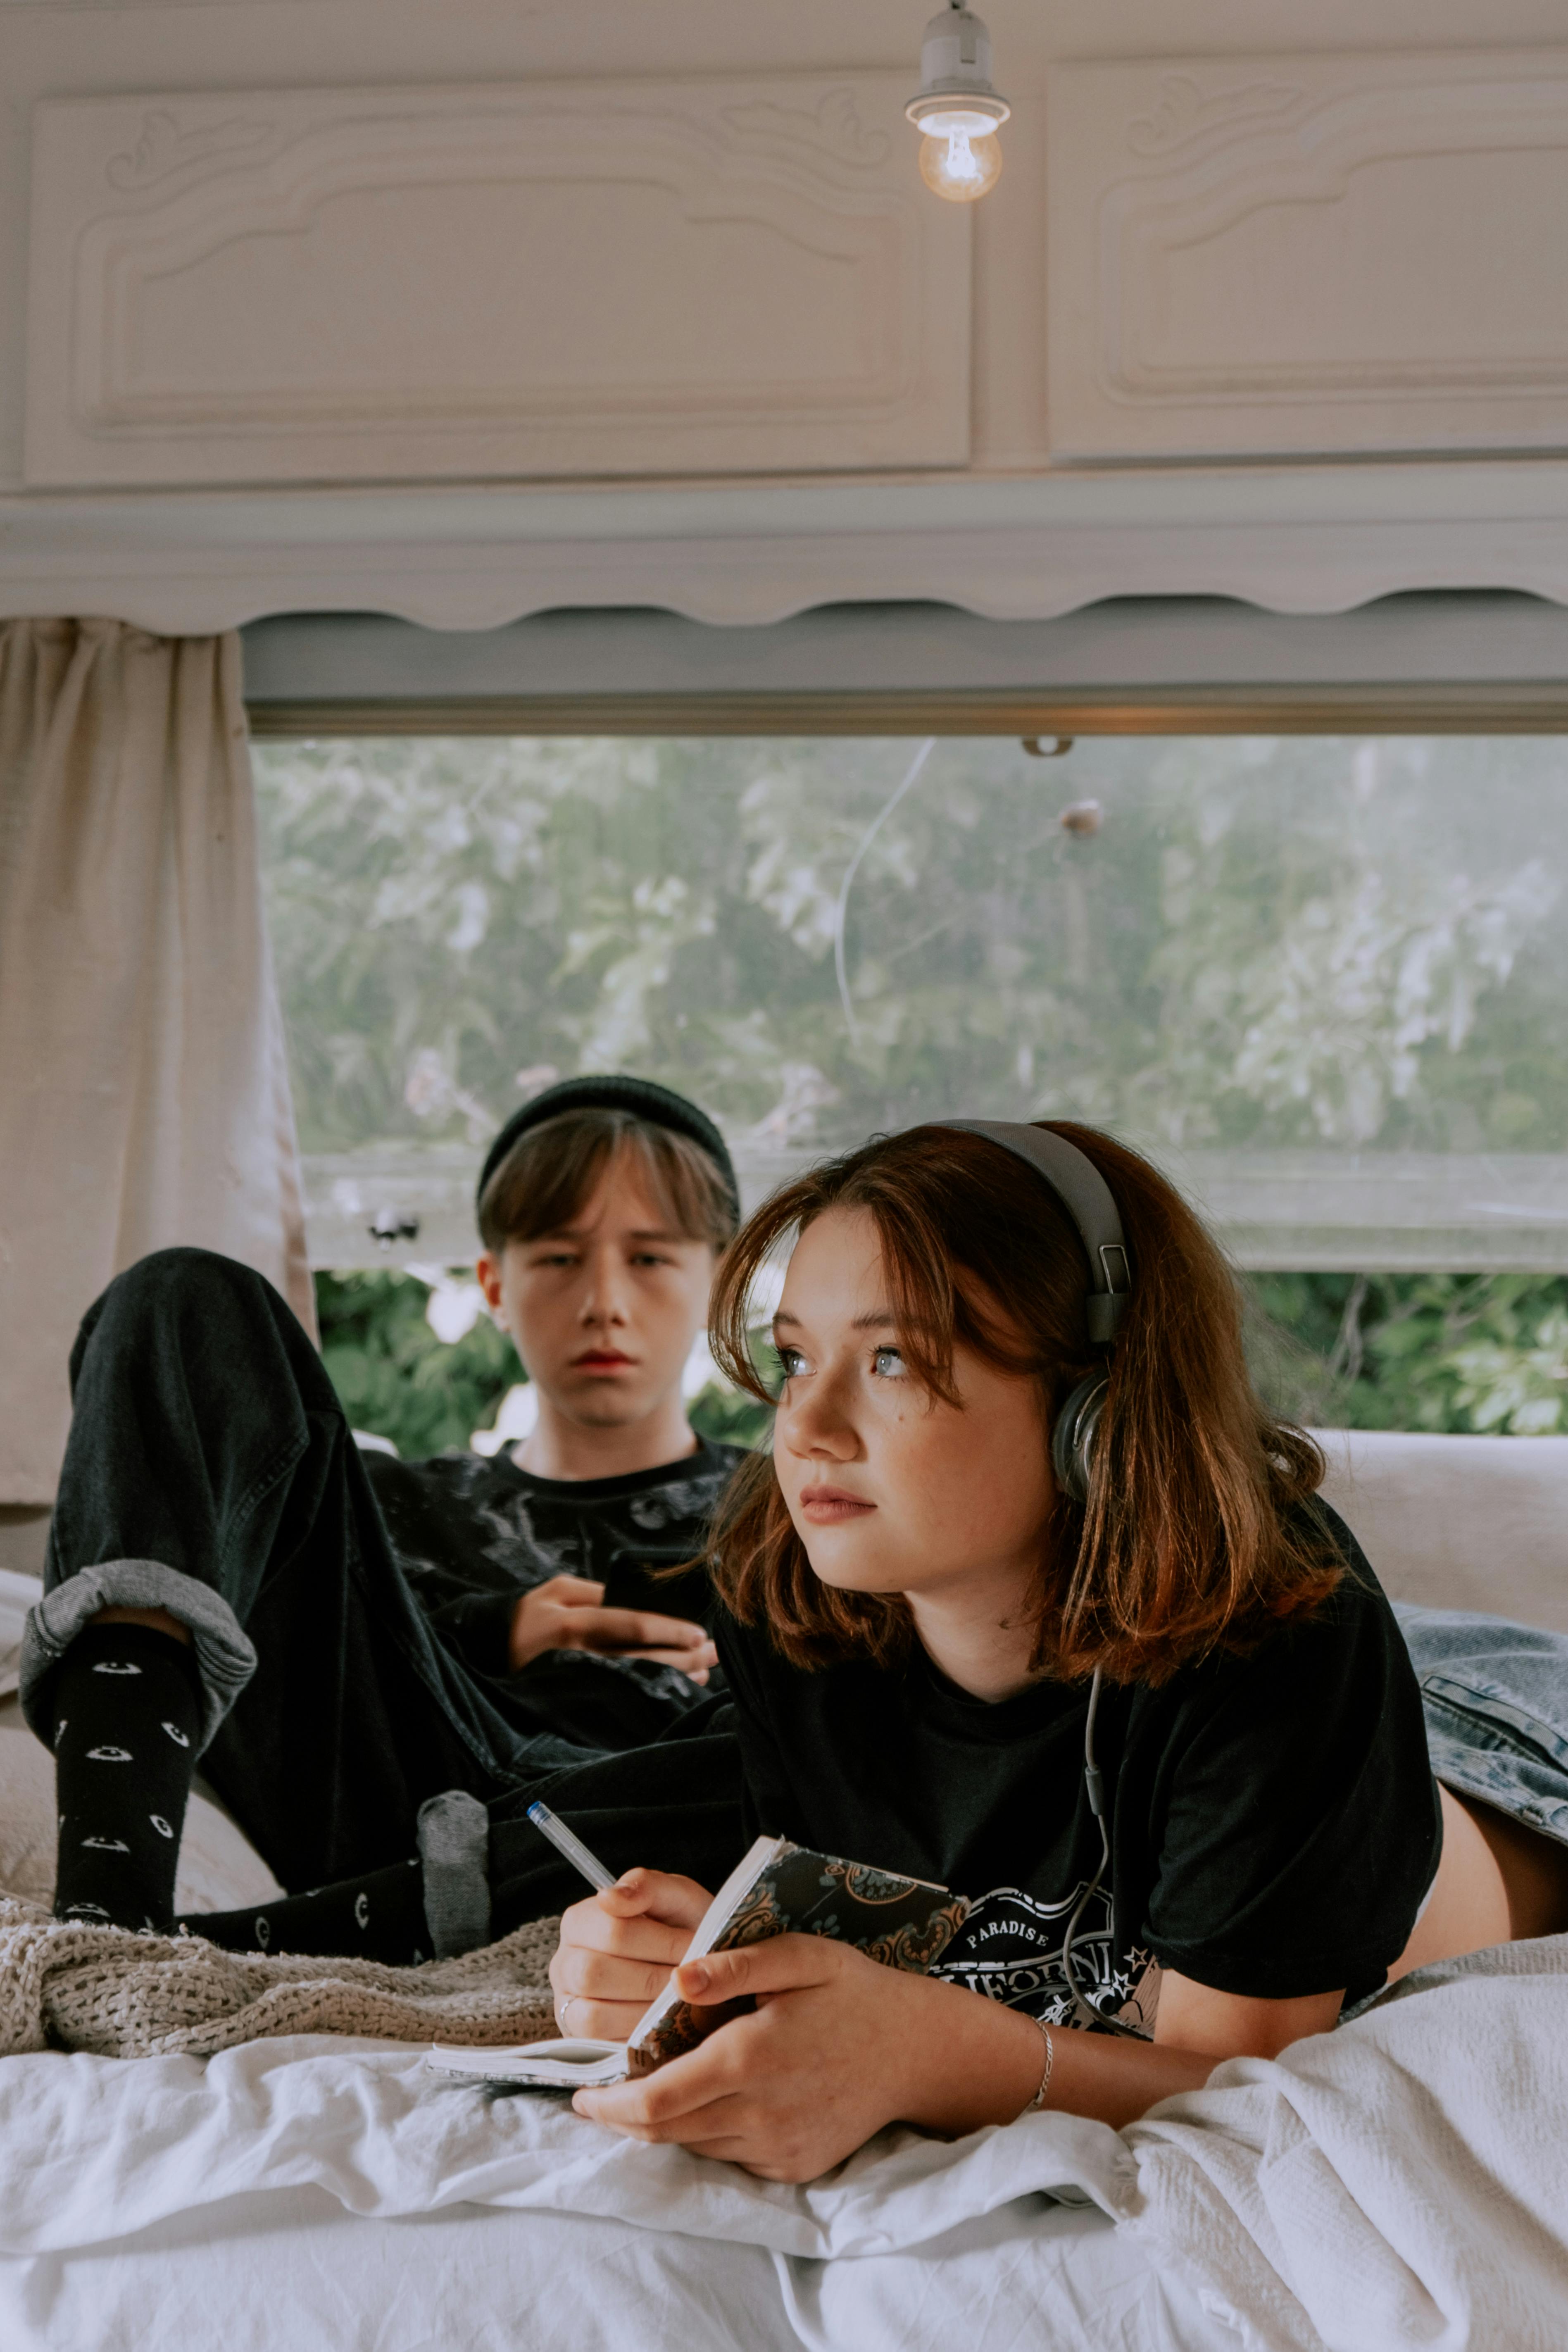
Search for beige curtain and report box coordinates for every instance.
[0,619,313,1504]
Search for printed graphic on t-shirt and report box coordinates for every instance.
[932,1884,1161,2034]
[627,1476,721,1531]
[370,1445,741,1606]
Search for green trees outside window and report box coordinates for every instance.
[253,730,1568,1456]
[256,733,1568,1165]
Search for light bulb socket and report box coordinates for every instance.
[906,5,1009,131]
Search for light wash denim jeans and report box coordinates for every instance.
[1396,1603,1568,1846]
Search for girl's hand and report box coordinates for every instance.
[549,1867,713,2041]
[511,1575,719,1681]
[572,1934,1047,2182]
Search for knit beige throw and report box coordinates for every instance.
[0,1892,561,2060]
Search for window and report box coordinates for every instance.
[252,729,1568,1443]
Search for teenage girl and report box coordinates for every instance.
[548,1121,1568,2181]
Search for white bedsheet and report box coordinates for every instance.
[0,2178,1213,2352]
[0,2037,1217,2352]
[0,1933,1565,2352]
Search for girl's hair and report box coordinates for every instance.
[478,1107,737,1255]
[707,1121,1335,1686]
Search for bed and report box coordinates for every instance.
[2,1428,1567,2352]
[2,1942,1566,2352]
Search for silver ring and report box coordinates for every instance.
[558,1993,578,2032]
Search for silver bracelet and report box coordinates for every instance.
[1025,2016,1055,2113]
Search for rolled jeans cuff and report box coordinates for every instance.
[20,1559,256,1754]
[416,1788,493,1958]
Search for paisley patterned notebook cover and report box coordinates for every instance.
[626,1834,971,2076]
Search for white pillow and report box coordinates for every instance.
[0,1697,283,1913]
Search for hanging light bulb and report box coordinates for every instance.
[918,123,1003,202]
[907,2,1009,205]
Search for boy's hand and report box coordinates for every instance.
[549,1866,714,2041]
[509,1575,718,1681]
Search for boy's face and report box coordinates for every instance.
[477,1150,717,1432]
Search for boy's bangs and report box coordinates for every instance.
[479,1109,733,1252]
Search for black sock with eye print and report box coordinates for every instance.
[181,1859,432,1966]
[49,1621,203,1933]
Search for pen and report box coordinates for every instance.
[526,1800,618,1893]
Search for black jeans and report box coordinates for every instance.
[32,1249,743,1928]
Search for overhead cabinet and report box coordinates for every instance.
[24,76,971,487]
[1046,48,1568,460]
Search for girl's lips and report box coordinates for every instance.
[797,1487,876,1523]
[573,1352,635,1372]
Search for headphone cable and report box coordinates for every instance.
[1058,1668,1144,2038]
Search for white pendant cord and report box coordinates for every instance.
[832,736,937,1040]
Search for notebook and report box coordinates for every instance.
[428,1833,969,2089]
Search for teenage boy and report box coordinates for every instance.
[19,1077,748,1960]
[361,1076,747,1743]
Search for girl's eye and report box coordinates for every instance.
[773,1345,807,1381]
[872,1346,908,1378]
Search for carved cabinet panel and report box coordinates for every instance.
[26,77,969,486]
[1047,50,1568,459]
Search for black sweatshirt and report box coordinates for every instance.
[363,1438,747,1752]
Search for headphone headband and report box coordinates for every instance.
[935,1119,1130,1345]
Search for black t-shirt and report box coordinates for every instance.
[715,1503,1440,2024]
[363,1438,747,1750]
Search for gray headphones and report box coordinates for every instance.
[937,1119,1131,1506]
[936,1117,1138,2034]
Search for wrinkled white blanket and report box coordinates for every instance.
[1124,1935,1568,2352]
[0,1935,1565,2352]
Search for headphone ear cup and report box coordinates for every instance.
[1051,1372,1110,1505]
